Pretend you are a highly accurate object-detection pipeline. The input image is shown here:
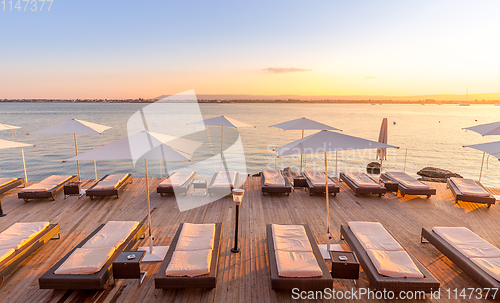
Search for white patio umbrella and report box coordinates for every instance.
[376,118,388,173]
[270,117,341,173]
[0,139,35,185]
[188,115,254,170]
[28,119,112,181]
[0,123,22,136]
[463,141,500,181]
[65,130,202,261]
[464,121,500,136]
[276,130,398,251]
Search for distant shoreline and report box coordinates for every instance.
[1,99,499,105]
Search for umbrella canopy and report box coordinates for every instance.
[376,118,388,173]
[276,130,398,156]
[28,119,112,180]
[65,131,202,257]
[188,115,254,170]
[464,141,500,159]
[189,115,254,128]
[0,123,22,136]
[270,117,341,131]
[464,141,500,181]
[271,117,341,173]
[0,139,35,184]
[464,121,500,136]
[276,130,398,251]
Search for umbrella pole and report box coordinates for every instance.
[335,150,338,178]
[404,148,408,172]
[325,152,330,252]
[145,159,153,253]
[300,130,304,173]
[479,152,486,182]
[220,126,224,171]
[22,149,27,186]
[74,133,80,181]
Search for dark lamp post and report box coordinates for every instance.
[231,189,244,253]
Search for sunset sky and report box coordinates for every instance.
[1,0,499,99]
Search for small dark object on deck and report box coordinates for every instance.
[366,162,381,174]
[417,167,462,183]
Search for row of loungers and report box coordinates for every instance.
[2,220,500,293]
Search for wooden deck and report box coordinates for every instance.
[0,176,499,302]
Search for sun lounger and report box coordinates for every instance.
[340,222,439,292]
[39,221,145,289]
[302,170,340,196]
[340,172,386,196]
[381,172,436,198]
[267,224,332,290]
[0,222,60,286]
[157,171,197,196]
[207,171,239,196]
[0,178,24,195]
[261,170,292,196]
[421,227,500,289]
[86,174,132,200]
[447,177,495,207]
[155,223,222,289]
[18,175,77,202]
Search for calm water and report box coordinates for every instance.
[0,102,499,187]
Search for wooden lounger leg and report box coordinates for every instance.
[23,198,28,202]
[427,195,431,198]
[52,232,61,240]
[420,236,429,243]
[488,204,492,208]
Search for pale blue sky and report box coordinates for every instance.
[1,0,499,98]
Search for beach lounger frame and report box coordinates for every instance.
[157,172,198,196]
[0,178,24,195]
[302,172,340,196]
[18,176,77,202]
[380,173,436,198]
[207,172,239,195]
[266,224,333,290]
[261,171,292,196]
[38,222,145,289]
[0,223,60,286]
[447,178,495,207]
[340,224,439,292]
[340,172,386,197]
[421,227,500,289]
[86,174,133,200]
[155,222,222,289]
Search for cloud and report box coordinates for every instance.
[364,76,377,79]
[263,67,313,73]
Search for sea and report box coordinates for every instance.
[0,102,499,188]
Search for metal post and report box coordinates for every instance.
[300,130,304,173]
[93,147,97,180]
[145,159,153,253]
[21,149,28,186]
[403,148,408,172]
[231,204,240,253]
[220,126,224,171]
[325,152,330,252]
[479,152,486,182]
[74,133,80,181]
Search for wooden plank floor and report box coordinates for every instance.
[0,176,499,302]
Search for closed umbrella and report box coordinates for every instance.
[188,116,254,170]
[276,130,398,251]
[270,117,341,173]
[463,141,500,181]
[376,118,388,173]
[28,119,112,180]
[0,123,22,136]
[65,131,202,261]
